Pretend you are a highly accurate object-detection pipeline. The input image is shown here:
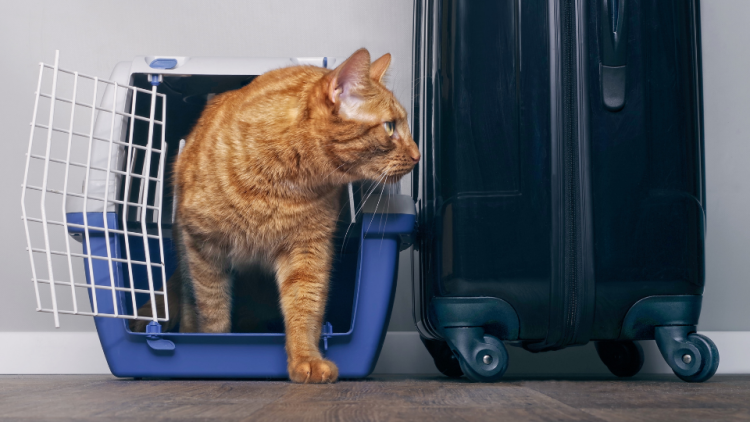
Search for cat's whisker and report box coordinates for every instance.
[378,188,388,233]
[340,174,387,253]
[353,174,386,218]
[379,187,392,254]
[365,185,384,235]
[334,179,367,256]
[323,162,348,181]
[335,180,365,222]
[326,157,364,184]
[365,166,392,235]
[357,171,388,217]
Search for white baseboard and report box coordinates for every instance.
[0,331,747,375]
[0,332,110,374]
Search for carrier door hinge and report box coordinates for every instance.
[321,322,333,353]
[145,321,175,352]
[148,74,163,87]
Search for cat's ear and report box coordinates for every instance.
[370,53,391,83]
[328,48,372,105]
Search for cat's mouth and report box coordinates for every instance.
[385,164,417,181]
[372,169,412,186]
[363,170,406,187]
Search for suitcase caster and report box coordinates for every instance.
[420,336,463,378]
[655,326,720,383]
[595,341,644,378]
[442,327,508,383]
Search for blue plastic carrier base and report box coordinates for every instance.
[68,210,414,379]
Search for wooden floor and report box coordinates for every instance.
[1,375,749,421]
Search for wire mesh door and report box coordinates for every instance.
[21,51,169,328]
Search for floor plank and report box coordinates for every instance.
[517,376,750,410]
[0,375,747,421]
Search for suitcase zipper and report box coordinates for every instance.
[521,0,587,354]
[561,0,581,347]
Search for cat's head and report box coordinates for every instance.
[314,48,420,184]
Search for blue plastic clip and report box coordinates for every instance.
[321,322,333,352]
[149,58,178,69]
[145,321,175,352]
[147,58,175,87]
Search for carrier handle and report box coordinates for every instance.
[600,0,628,111]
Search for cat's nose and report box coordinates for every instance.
[409,149,421,163]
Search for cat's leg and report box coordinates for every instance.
[183,240,232,333]
[178,279,199,333]
[275,240,338,383]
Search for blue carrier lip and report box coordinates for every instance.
[67,209,414,379]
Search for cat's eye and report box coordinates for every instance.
[383,121,395,137]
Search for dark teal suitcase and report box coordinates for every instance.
[411,0,718,382]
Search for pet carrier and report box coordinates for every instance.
[21,51,415,378]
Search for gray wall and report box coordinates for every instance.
[699,0,750,330]
[0,1,748,334]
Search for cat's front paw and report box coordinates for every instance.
[289,358,339,383]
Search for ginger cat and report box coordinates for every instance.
[131,49,420,383]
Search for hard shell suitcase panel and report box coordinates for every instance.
[419,0,553,340]
[415,0,703,341]
[413,0,716,382]
[587,0,705,339]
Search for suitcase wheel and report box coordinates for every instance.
[420,337,464,378]
[672,333,720,383]
[442,327,509,383]
[655,326,720,383]
[595,341,644,378]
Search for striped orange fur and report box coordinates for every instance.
[131,49,420,383]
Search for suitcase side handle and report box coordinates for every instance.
[600,0,628,111]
